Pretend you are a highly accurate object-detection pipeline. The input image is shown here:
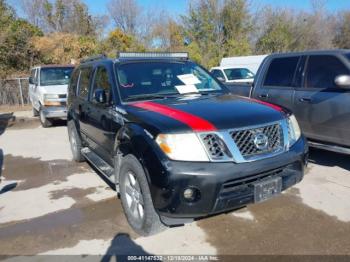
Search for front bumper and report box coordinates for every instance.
[42,106,67,119]
[149,136,308,226]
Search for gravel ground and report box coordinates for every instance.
[0,111,349,259]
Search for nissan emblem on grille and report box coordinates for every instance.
[253,133,269,150]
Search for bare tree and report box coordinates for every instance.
[107,0,140,35]
[334,11,350,49]
[19,0,48,30]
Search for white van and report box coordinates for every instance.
[210,66,255,84]
[29,65,75,127]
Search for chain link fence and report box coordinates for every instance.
[0,78,29,106]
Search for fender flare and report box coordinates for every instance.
[113,124,166,186]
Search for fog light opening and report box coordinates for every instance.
[183,187,200,202]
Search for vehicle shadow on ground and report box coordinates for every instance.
[0,148,17,193]
[0,113,14,136]
[101,233,152,262]
[308,147,350,171]
[52,119,67,127]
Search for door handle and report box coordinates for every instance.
[259,93,269,99]
[299,98,312,103]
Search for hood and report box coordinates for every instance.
[39,84,68,95]
[125,94,286,134]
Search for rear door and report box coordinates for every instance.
[293,54,350,146]
[76,66,93,138]
[254,56,301,111]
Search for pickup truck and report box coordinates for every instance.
[226,49,350,154]
[29,65,74,127]
[67,52,307,236]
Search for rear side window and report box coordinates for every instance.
[305,55,350,89]
[263,57,299,87]
[78,67,92,99]
[69,69,80,96]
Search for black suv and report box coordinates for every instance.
[67,52,308,235]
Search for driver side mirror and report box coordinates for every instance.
[94,88,107,104]
[216,76,226,83]
[335,75,350,89]
[29,77,34,85]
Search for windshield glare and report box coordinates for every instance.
[116,62,223,101]
[40,67,74,86]
[224,68,255,80]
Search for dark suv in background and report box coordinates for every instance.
[67,52,307,235]
[227,50,350,155]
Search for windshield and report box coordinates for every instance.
[40,67,74,86]
[116,62,224,101]
[224,68,255,80]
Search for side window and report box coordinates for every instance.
[211,70,225,80]
[305,55,350,89]
[30,69,37,84]
[91,66,111,104]
[77,67,92,99]
[263,56,300,87]
[69,69,80,97]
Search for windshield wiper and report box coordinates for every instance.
[181,91,220,96]
[124,93,174,102]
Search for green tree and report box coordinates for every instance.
[255,10,293,53]
[182,0,251,68]
[0,0,42,76]
[99,28,145,57]
[221,0,251,56]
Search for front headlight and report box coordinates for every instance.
[287,114,301,147]
[156,133,209,161]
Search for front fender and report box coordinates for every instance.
[114,124,169,189]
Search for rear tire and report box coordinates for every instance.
[119,154,166,236]
[67,120,85,162]
[39,108,53,128]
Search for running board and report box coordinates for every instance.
[81,147,116,183]
[308,141,350,155]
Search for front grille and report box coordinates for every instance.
[58,94,67,99]
[230,123,283,159]
[201,134,226,160]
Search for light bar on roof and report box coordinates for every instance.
[118,52,189,59]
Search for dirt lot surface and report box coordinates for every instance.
[0,111,350,258]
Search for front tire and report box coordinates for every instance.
[39,108,53,128]
[67,120,85,162]
[119,154,165,236]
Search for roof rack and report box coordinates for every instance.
[80,54,107,64]
[117,52,189,60]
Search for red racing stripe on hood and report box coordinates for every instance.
[131,101,217,132]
